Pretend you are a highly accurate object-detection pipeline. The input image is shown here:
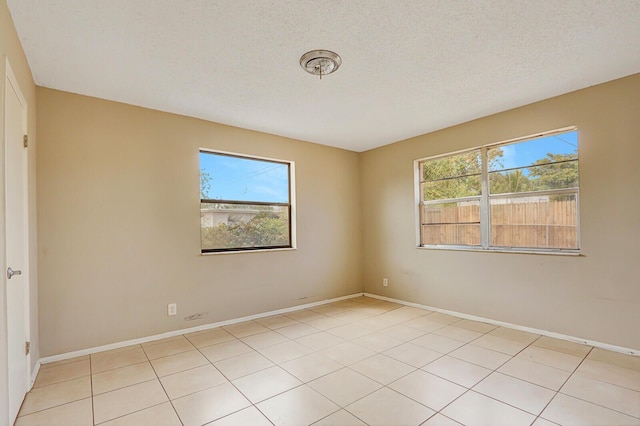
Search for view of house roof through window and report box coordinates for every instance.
[200,151,294,253]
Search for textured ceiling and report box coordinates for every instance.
[7,1,640,152]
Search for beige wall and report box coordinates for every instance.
[36,88,363,356]
[361,74,640,350]
[1,0,38,423]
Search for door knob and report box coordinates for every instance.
[7,267,22,279]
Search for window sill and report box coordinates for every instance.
[201,247,297,256]
[417,245,582,256]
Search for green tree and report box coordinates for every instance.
[490,169,531,194]
[201,211,289,250]
[200,171,212,199]
[529,153,579,190]
[422,148,503,199]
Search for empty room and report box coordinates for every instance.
[1,1,640,425]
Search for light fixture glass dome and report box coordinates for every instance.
[300,50,341,78]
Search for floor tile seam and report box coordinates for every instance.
[306,377,381,409]
[258,350,312,365]
[32,370,93,390]
[192,339,252,366]
[554,389,640,419]
[345,362,418,388]
[143,346,198,361]
[90,344,144,360]
[351,385,437,421]
[283,313,333,324]
[581,354,640,369]
[153,360,216,379]
[187,336,241,351]
[92,400,173,426]
[15,396,93,420]
[40,356,90,368]
[294,335,346,352]
[37,357,90,373]
[140,336,189,349]
[89,356,96,426]
[91,359,152,378]
[571,365,640,393]
[208,404,276,426]
[583,357,640,375]
[128,340,183,426]
[445,351,507,371]
[214,360,275,383]
[403,321,449,334]
[469,381,554,417]
[348,335,407,354]
[252,397,285,426]
[526,336,590,360]
[433,340,532,416]
[91,356,166,399]
[346,346,406,366]
[281,362,347,385]
[491,368,568,392]
[417,364,487,389]
[235,379,306,405]
[161,377,234,402]
[530,341,594,358]
[535,345,595,423]
[448,388,540,420]
[441,321,499,341]
[385,379,462,414]
[22,373,91,397]
[93,376,162,398]
[309,404,360,426]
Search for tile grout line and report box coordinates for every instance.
[430,329,544,423]
[25,297,639,425]
[141,343,185,426]
[532,345,595,425]
[89,354,95,426]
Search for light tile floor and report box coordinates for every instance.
[16,297,640,425]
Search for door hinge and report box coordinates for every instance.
[25,341,30,356]
[23,134,28,148]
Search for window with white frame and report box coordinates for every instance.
[200,150,295,253]
[417,128,579,252]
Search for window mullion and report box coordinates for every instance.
[480,147,490,249]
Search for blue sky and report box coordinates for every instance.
[491,130,578,171]
[200,152,289,203]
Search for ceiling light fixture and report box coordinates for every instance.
[299,50,341,79]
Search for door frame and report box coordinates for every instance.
[3,56,32,413]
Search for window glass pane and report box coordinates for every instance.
[201,203,290,250]
[422,175,481,200]
[421,200,480,246]
[489,159,579,194]
[422,150,481,181]
[488,131,578,172]
[422,224,481,246]
[490,194,578,249]
[200,152,289,203]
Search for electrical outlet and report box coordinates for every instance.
[383,278,388,287]
[167,303,177,316]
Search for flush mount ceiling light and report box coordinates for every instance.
[299,50,341,79]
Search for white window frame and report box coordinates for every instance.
[415,126,580,254]
[199,149,297,254]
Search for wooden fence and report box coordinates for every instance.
[422,199,577,249]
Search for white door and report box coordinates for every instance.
[4,60,30,425]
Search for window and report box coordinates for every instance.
[200,150,295,253]
[417,128,579,252]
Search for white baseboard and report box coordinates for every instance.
[28,361,40,391]
[364,293,640,357]
[39,293,364,366]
